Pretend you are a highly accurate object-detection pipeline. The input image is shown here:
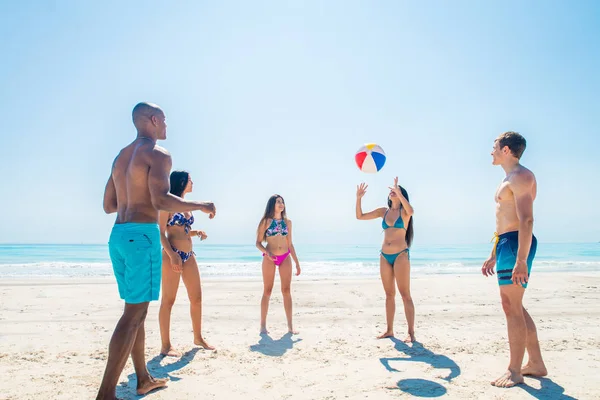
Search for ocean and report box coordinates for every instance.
[0,242,598,280]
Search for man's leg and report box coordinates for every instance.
[96,302,149,400]
[491,284,526,388]
[521,307,548,376]
[131,316,168,395]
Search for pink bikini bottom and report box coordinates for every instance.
[263,250,291,266]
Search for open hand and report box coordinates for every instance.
[168,252,183,273]
[295,264,301,276]
[356,183,368,198]
[197,230,208,241]
[481,256,495,277]
[388,177,401,196]
[512,260,529,286]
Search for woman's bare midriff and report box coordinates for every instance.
[265,236,289,256]
[166,225,193,253]
[381,229,408,253]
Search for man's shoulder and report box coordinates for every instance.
[153,144,170,154]
[510,166,536,188]
[111,151,122,169]
[516,165,535,180]
[148,144,171,160]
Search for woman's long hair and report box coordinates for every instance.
[258,194,287,242]
[169,170,189,198]
[387,186,414,248]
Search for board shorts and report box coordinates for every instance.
[108,222,162,304]
[494,231,537,289]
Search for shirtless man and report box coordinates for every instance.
[482,131,547,388]
[97,102,216,399]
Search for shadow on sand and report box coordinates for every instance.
[380,337,461,398]
[396,379,448,398]
[116,348,200,399]
[380,338,461,382]
[249,332,302,357]
[519,376,578,400]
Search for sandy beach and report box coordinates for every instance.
[1,272,599,399]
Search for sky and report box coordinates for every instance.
[0,0,598,246]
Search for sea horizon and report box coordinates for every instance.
[1,242,598,280]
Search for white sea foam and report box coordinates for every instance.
[1,260,599,279]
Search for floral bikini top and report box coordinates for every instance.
[265,218,288,237]
[167,212,194,234]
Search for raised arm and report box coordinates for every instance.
[356,183,386,220]
[390,177,414,217]
[398,195,414,217]
[148,148,216,216]
[356,205,386,220]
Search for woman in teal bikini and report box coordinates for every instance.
[158,171,214,356]
[356,177,415,342]
[255,194,301,334]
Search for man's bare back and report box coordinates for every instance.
[494,165,537,235]
[111,138,163,224]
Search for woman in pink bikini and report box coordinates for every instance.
[158,170,214,356]
[255,194,301,334]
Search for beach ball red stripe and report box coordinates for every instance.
[355,151,368,169]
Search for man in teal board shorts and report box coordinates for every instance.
[97,102,216,399]
[481,131,548,388]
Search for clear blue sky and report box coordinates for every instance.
[1,1,598,246]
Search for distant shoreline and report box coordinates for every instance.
[1,242,598,246]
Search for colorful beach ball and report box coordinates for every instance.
[355,143,386,173]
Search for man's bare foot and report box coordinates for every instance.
[377,331,394,339]
[136,376,168,395]
[160,346,181,357]
[521,362,547,377]
[491,370,524,388]
[194,337,215,350]
[403,333,416,343]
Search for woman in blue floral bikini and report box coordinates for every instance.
[158,171,214,356]
[255,194,301,334]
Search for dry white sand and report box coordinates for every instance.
[1,272,599,399]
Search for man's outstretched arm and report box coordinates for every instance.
[148,148,216,217]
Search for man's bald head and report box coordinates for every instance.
[131,102,167,140]
[132,102,163,124]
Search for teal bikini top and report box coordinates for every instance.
[382,209,405,230]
